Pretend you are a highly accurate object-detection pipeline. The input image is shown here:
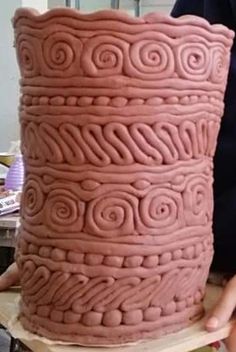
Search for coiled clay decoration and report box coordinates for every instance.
[13,8,234,345]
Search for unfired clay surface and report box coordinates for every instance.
[13,8,234,345]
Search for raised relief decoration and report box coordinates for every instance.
[13,8,234,345]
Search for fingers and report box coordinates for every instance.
[226,324,236,352]
[205,275,236,331]
[0,262,20,291]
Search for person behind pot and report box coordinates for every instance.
[1,0,236,351]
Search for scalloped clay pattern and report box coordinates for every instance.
[13,8,234,345]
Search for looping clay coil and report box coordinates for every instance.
[14,7,234,346]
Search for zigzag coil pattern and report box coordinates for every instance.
[22,120,220,166]
[17,245,210,343]
[14,7,233,345]
[20,261,209,317]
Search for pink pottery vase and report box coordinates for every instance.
[13,8,234,345]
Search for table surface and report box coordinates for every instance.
[0,213,19,247]
[0,213,19,229]
[0,285,232,352]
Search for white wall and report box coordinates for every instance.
[0,0,47,152]
[142,0,174,14]
[48,0,65,8]
[0,1,21,152]
[48,0,175,14]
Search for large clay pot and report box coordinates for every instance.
[13,8,234,345]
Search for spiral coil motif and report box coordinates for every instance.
[15,32,231,82]
[140,188,184,235]
[176,41,211,81]
[16,34,40,77]
[42,32,82,77]
[210,46,229,83]
[128,40,175,80]
[22,178,44,224]
[183,176,212,226]
[44,189,85,232]
[85,191,138,237]
[81,36,128,77]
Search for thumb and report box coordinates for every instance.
[226,323,236,352]
[205,275,236,331]
[0,262,20,291]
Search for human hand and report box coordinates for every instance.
[0,262,20,291]
[205,276,236,352]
